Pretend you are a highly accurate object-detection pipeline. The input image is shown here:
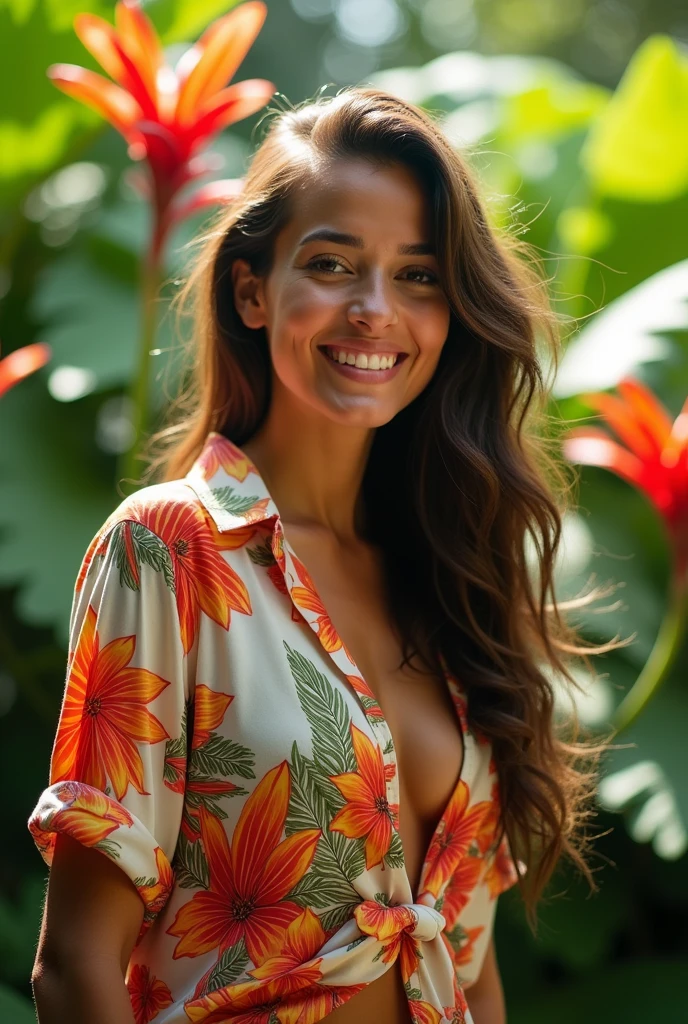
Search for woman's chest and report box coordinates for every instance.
[277,528,466,892]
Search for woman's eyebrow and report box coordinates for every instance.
[296,228,435,256]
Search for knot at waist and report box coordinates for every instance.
[353,900,446,944]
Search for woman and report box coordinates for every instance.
[29,87,616,1024]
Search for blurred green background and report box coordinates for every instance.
[1,1,687,1021]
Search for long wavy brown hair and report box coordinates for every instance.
[147,86,631,929]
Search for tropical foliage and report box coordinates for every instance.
[1,1,686,1021]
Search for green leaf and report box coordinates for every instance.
[581,35,688,201]
[284,644,356,776]
[174,832,210,890]
[200,939,249,998]
[319,902,361,936]
[554,258,688,397]
[154,0,244,45]
[190,733,256,780]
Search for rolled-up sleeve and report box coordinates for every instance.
[28,517,190,941]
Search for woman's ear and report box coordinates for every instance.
[232,258,268,330]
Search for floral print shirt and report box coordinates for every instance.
[29,431,520,1024]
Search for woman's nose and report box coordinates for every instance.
[346,270,399,332]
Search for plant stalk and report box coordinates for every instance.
[613,574,688,735]
[116,232,164,491]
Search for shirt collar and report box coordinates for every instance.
[185,431,281,532]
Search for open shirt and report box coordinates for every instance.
[29,431,520,1024]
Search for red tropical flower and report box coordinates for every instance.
[47,1,275,249]
[51,606,170,800]
[29,781,134,857]
[562,376,688,582]
[0,342,51,398]
[167,762,320,969]
[196,432,262,484]
[127,963,173,1024]
[121,486,253,654]
[329,724,398,869]
[420,782,492,899]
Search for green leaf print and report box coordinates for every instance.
[384,829,405,869]
[174,832,210,890]
[110,521,175,594]
[320,902,363,935]
[286,742,365,914]
[247,537,275,566]
[209,486,265,517]
[444,922,469,956]
[284,643,356,776]
[93,838,121,859]
[200,940,250,997]
[190,733,256,780]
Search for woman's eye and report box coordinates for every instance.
[308,256,348,273]
[403,267,438,285]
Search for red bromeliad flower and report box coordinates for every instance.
[47,0,275,257]
[562,376,688,585]
[0,342,51,398]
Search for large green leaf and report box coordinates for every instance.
[581,35,688,202]
[0,374,114,639]
[554,259,688,396]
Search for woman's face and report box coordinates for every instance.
[232,157,451,428]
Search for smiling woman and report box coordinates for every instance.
[29,87,624,1024]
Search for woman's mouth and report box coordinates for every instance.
[317,345,408,383]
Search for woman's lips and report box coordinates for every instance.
[317,346,407,383]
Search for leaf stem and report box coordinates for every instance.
[613,573,687,735]
[116,240,163,491]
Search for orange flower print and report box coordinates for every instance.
[51,606,170,801]
[167,762,321,966]
[421,782,492,899]
[181,777,244,843]
[137,846,175,918]
[453,925,484,967]
[127,963,173,1024]
[481,834,519,899]
[186,908,325,1023]
[121,488,253,654]
[29,781,134,857]
[354,901,422,984]
[289,552,348,656]
[329,724,398,870]
[196,432,259,485]
[191,684,233,749]
[346,674,384,721]
[444,972,470,1023]
[408,999,443,1024]
[185,907,366,1024]
[437,855,484,930]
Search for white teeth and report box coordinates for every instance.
[326,347,398,370]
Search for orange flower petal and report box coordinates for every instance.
[257,828,321,905]
[198,804,235,897]
[47,63,141,139]
[114,0,163,105]
[187,78,275,145]
[191,684,233,748]
[166,889,233,959]
[231,761,291,894]
[176,1,267,126]
[0,342,51,398]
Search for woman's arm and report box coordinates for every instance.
[31,834,143,1024]
[463,936,507,1024]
